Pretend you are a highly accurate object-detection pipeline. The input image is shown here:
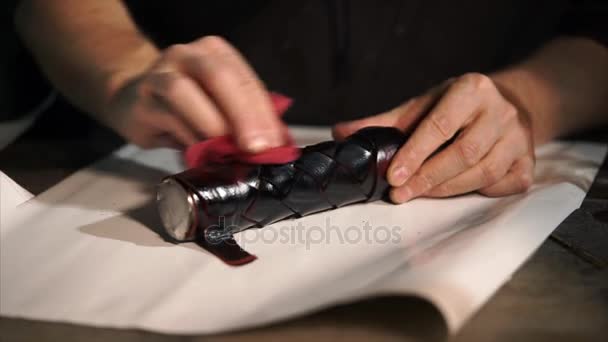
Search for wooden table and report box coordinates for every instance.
[1,107,606,342]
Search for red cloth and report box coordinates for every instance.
[184,93,301,168]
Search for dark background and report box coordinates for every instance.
[5,0,608,126]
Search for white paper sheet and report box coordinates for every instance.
[1,126,605,334]
[0,172,34,228]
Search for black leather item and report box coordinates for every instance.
[164,126,407,245]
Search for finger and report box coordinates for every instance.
[183,37,287,152]
[332,111,403,141]
[387,77,488,187]
[145,71,228,138]
[421,128,529,198]
[332,84,446,140]
[391,108,504,201]
[478,157,534,197]
[152,114,200,147]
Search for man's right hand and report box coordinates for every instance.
[102,36,288,150]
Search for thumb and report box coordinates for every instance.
[332,110,402,140]
[332,90,445,140]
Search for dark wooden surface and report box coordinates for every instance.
[1,109,607,342]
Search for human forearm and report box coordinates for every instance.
[491,37,608,145]
[14,0,159,117]
[16,0,289,151]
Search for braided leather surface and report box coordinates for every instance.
[176,126,407,242]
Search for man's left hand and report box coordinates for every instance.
[333,73,535,203]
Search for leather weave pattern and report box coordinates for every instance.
[175,126,407,241]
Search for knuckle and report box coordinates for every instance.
[205,64,233,87]
[459,72,494,92]
[480,160,502,185]
[428,113,453,140]
[161,74,189,98]
[197,35,230,53]
[457,139,482,167]
[415,172,437,191]
[518,172,533,191]
[164,44,190,58]
[207,64,259,91]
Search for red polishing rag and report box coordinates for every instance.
[184,93,301,168]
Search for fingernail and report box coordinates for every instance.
[245,130,286,152]
[391,166,410,186]
[245,136,270,153]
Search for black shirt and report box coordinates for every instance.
[7,0,608,125]
[123,0,608,125]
